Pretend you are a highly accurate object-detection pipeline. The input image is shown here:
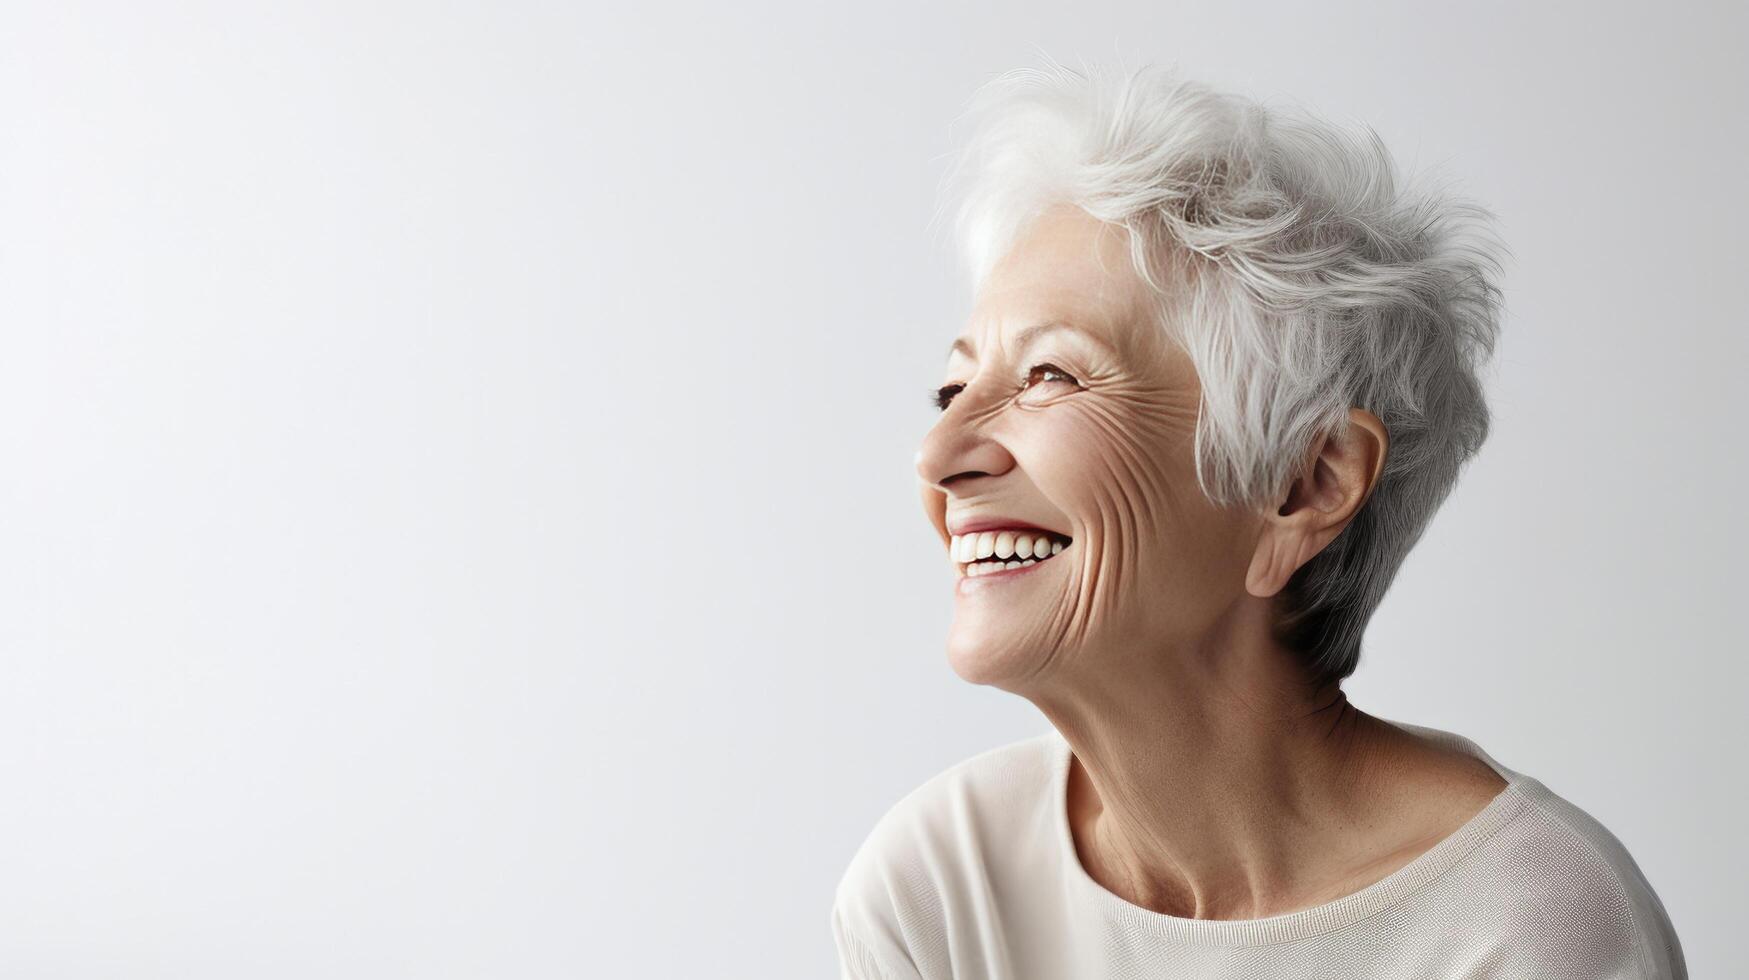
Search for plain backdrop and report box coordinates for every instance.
[1,2,1742,977]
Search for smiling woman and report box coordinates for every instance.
[832,61,1686,979]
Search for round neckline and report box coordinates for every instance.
[1047,720,1532,947]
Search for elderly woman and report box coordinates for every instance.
[831,64,1685,979]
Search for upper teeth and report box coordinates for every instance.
[950,529,1069,564]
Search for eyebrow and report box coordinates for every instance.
[948,321,1113,361]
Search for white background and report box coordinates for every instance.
[1,2,1741,976]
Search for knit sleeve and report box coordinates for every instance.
[1523,789,1688,980]
[1613,844,1687,979]
[831,901,924,980]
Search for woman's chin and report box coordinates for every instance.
[944,629,1044,687]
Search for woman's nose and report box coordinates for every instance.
[914,404,1016,494]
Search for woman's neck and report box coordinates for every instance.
[1025,629,1421,919]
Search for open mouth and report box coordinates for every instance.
[950,529,1073,578]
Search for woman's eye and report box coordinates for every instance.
[1025,363,1079,389]
[931,364,1078,413]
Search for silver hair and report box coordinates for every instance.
[936,61,1508,688]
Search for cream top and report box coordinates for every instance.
[831,720,1684,978]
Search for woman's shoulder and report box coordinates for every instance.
[1485,775,1688,977]
[850,727,1057,837]
[835,727,1059,883]
[1388,720,1686,977]
[830,729,1061,977]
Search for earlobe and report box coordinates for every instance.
[1245,536,1271,597]
[1245,524,1294,598]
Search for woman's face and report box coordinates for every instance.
[916,205,1265,690]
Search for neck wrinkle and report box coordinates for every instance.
[1033,635,1394,921]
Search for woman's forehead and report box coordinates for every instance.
[952,209,1156,364]
[947,319,1117,364]
[987,209,1145,300]
[951,284,1163,368]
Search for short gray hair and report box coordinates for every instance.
[937,61,1508,689]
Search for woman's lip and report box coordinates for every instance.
[946,518,1068,537]
[954,546,1068,594]
[955,557,1053,593]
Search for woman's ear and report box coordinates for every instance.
[1245,408,1389,598]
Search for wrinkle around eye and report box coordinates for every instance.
[1014,380,1085,409]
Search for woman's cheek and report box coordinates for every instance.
[1042,392,1205,620]
[1003,406,1099,515]
[1029,390,1190,521]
